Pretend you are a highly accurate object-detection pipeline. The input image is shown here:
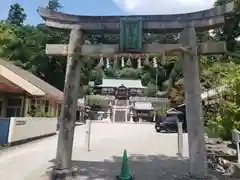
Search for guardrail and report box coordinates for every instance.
[232,129,240,164]
[177,121,183,158]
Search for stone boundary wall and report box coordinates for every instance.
[8,117,57,143]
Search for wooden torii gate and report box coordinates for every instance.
[38,2,234,179]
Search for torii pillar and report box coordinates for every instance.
[53,27,84,179]
[179,27,207,178]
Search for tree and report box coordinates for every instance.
[0,22,17,56]
[7,3,26,25]
[116,68,140,79]
[204,65,240,140]
[168,79,185,106]
[214,0,240,51]
[104,68,116,78]
[46,0,62,11]
[143,83,157,97]
[90,68,104,85]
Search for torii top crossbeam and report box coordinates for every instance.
[38,2,234,33]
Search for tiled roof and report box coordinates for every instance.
[97,79,145,89]
[167,108,183,114]
[0,58,63,101]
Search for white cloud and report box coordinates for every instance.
[113,0,215,15]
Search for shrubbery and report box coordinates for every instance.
[204,63,240,140]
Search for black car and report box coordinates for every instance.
[155,115,187,133]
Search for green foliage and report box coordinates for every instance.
[168,79,184,106]
[7,3,26,25]
[214,0,240,52]
[203,62,240,140]
[143,83,157,97]
[90,68,104,85]
[116,68,141,79]
[79,85,92,98]
[104,68,116,78]
[46,0,62,11]
[85,95,107,106]
[3,2,240,140]
[140,72,151,86]
[27,107,53,117]
[2,23,68,90]
[0,2,185,100]
[154,106,167,116]
[0,3,93,96]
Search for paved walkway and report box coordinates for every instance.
[1,122,234,180]
[0,123,190,180]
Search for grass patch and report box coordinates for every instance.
[205,127,219,138]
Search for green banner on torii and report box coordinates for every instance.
[120,17,142,53]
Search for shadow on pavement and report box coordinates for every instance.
[48,154,236,180]
[72,155,188,179]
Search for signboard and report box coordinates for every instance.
[120,17,142,53]
[15,120,26,126]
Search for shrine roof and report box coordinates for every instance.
[0,58,63,101]
[97,79,146,89]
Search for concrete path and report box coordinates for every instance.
[0,122,192,180]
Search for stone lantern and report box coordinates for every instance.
[129,108,134,123]
[105,101,112,123]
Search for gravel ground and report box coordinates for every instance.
[0,122,238,180]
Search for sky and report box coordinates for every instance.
[0,0,216,25]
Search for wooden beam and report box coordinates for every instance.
[44,16,225,33]
[38,2,234,33]
[46,42,226,56]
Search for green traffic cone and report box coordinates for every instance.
[116,149,133,180]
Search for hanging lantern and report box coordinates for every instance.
[106,57,110,69]
[137,57,142,69]
[126,57,132,67]
[153,57,157,68]
[121,57,125,68]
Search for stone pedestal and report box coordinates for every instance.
[48,166,79,180]
[177,121,183,158]
[139,117,143,124]
[98,111,104,120]
[105,107,112,123]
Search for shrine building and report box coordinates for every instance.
[94,79,146,100]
